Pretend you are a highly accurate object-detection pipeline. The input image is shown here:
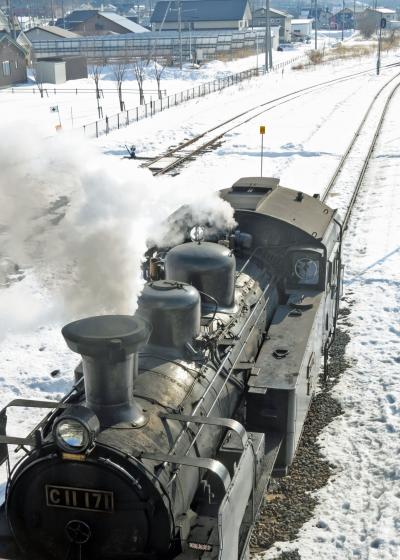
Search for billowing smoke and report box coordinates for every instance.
[0,126,236,333]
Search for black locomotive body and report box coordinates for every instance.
[0,177,342,560]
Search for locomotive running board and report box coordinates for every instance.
[175,431,282,559]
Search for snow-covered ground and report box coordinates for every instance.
[0,28,356,135]
[0,48,306,135]
[261,74,400,560]
[1,38,399,558]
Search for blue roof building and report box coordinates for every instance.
[150,0,252,31]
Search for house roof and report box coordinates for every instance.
[56,9,98,30]
[25,25,80,39]
[375,8,396,14]
[151,0,249,24]
[253,8,292,18]
[291,19,314,25]
[0,8,10,32]
[269,8,292,18]
[16,30,32,48]
[99,12,149,33]
[0,31,27,55]
[56,9,149,33]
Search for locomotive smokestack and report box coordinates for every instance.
[62,315,150,427]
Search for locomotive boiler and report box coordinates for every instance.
[0,177,342,560]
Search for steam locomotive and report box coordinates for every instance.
[0,177,342,560]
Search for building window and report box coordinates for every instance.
[2,61,11,76]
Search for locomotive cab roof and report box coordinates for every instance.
[220,177,337,241]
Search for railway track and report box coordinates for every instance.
[143,63,400,176]
[251,70,400,559]
[321,72,400,228]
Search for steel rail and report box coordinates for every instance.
[321,71,400,203]
[339,81,400,229]
[321,73,400,230]
[146,69,372,173]
[145,63,400,176]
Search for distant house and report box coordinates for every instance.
[329,7,354,30]
[356,7,397,31]
[0,8,9,32]
[13,31,32,63]
[56,10,149,36]
[1,7,28,48]
[300,6,332,30]
[25,26,80,42]
[252,8,293,42]
[0,32,27,87]
[291,19,313,40]
[150,0,252,32]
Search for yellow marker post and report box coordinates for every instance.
[260,125,266,177]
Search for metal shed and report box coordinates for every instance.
[35,56,87,84]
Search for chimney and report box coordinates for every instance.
[62,315,150,427]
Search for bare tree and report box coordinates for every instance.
[88,63,103,118]
[132,58,146,105]
[152,58,167,100]
[357,17,377,39]
[384,29,399,52]
[112,61,128,112]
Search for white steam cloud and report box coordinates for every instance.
[0,126,236,334]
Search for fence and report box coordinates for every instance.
[82,55,304,139]
[9,87,167,96]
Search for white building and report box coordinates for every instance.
[252,8,293,43]
[291,18,313,40]
[35,59,66,84]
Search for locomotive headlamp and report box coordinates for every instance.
[53,406,100,454]
[190,225,205,243]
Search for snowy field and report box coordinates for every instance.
[0,33,399,559]
[0,29,353,135]
[0,48,306,134]
[259,62,400,560]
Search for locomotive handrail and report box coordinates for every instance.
[236,246,264,275]
[156,281,275,485]
[141,452,232,493]
[0,399,67,466]
[0,435,37,446]
[159,414,248,448]
[0,399,64,414]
